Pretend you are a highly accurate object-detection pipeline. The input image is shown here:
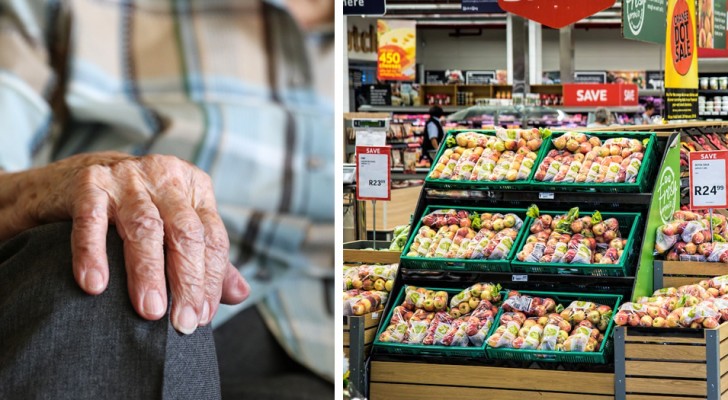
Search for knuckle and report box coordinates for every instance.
[133,262,165,285]
[169,214,205,250]
[125,209,164,243]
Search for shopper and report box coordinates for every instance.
[641,103,656,124]
[588,107,611,128]
[424,105,446,162]
[0,0,334,399]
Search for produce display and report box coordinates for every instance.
[614,275,728,329]
[388,225,411,252]
[534,132,646,184]
[428,128,548,182]
[405,208,523,260]
[486,291,613,353]
[654,210,728,262]
[377,283,502,347]
[343,264,398,316]
[516,206,628,265]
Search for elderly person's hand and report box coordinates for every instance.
[0,152,249,334]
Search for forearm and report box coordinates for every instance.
[431,138,439,149]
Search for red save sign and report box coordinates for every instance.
[689,150,728,210]
[562,83,639,106]
[498,0,615,29]
[356,146,391,201]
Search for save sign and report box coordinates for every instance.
[689,150,728,210]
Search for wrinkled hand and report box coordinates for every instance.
[1,152,249,334]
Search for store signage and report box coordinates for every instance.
[462,0,503,13]
[356,146,391,201]
[664,0,699,120]
[466,71,497,84]
[698,0,726,49]
[343,0,385,16]
[377,19,416,81]
[348,24,377,54]
[562,83,639,106]
[689,150,728,209]
[622,0,667,44]
[368,84,392,106]
[645,70,665,89]
[574,72,607,84]
[497,0,615,29]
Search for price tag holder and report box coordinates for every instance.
[356,146,391,201]
[512,275,528,282]
[689,150,728,209]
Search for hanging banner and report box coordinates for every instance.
[497,0,614,29]
[698,0,727,49]
[664,0,699,120]
[377,20,416,81]
[622,0,667,44]
[343,0,386,16]
[462,0,504,13]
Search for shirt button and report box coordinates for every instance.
[308,157,323,170]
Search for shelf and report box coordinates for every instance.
[423,188,654,205]
[359,105,466,113]
[551,106,643,113]
[698,89,728,95]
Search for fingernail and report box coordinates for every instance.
[236,277,250,298]
[144,290,165,317]
[200,300,211,325]
[85,270,104,293]
[175,305,198,335]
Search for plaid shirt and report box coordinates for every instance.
[0,0,334,380]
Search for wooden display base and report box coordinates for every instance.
[615,322,728,399]
[369,361,614,399]
[654,260,728,288]
[343,240,401,265]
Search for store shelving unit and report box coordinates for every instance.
[366,126,682,399]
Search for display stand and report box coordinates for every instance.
[367,127,682,399]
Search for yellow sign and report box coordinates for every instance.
[377,20,416,81]
[665,0,699,120]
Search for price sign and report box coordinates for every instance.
[356,146,391,201]
[689,151,728,209]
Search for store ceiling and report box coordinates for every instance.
[381,0,623,28]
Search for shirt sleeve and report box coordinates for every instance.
[427,121,439,141]
[0,0,64,171]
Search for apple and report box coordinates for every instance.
[423,299,435,312]
[628,313,640,327]
[603,230,617,241]
[685,242,697,255]
[493,219,505,231]
[566,139,580,153]
[639,315,653,327]
[587,310,601,325]
[449,308,461,318]
[666,314,679,328]
[468,297,480,310]
[470,284,483,297]
[703,318,720,329]
[504,214,516,228]
[614,311,629,326]
[592,223,606,236]
[458,302,471,315]
[572,310,586,323]
[385,280,394,292]
[374,278,386,291]
[650,316,665,328]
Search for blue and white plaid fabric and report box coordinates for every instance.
[0,0,334,381]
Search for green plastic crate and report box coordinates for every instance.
[485,290,623,364]
[530,131,657,193]
[424,129,550,191]
[510,210,641,276]
[399,205,531,272]
[373,285,502,358]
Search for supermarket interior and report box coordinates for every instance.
[342,1,728,399]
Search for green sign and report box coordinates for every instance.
[716,0,727,50]
[634,133,681,300]
[622,0,667,44]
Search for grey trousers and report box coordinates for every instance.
[0,222,221,400]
